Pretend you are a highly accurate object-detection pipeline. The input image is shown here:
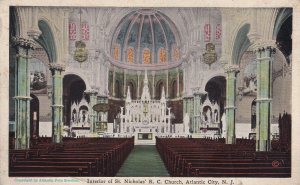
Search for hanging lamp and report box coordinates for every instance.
[74,8,88,66]
[203,9,217,67]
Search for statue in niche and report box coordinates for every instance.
[206,108,212,123]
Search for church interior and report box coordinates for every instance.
[8,7,292,177]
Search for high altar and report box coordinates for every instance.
[116,71,188,145]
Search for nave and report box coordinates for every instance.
[9,135,290,177]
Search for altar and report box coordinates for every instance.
[115,71,188,145]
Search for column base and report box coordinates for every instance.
[226,136,236,144]
[256,139,271,151]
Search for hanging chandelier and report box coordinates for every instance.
[202,9,217,67]
[74,8,88,65]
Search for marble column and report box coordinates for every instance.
[255,46,275,151]
[86,89,98,133]
[12,37,36,149]
[49,63,65,144]
[225,65,239,144]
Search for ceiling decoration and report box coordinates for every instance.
[111,9,181,70]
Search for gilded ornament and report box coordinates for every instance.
[203,43,217,66]
[74,40,88,63]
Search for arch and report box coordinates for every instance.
[63,74,87,126]
[275,14,292,60]
[202,72,226,92]
[64,71,91,91]
[171,79,177,99]
[273,8,292,39]
[115,80,121,98]
[36,20,57,63]
[205,76,226,116]
[156,80,165,100]
[232,23,251,65]
[127,81,136,99]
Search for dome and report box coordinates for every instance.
[110,9,181,70]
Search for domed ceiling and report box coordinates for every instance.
[111,9,181,70]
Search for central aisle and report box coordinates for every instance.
[116,145,170,177]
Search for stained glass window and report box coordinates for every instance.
[159,48,166,63]
[127,47,134,63]
[114,45,120,61]
[69,23,76,40]
[143,48,151,64]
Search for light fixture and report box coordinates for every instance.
[202,9,217,67]
[74,8,88,66]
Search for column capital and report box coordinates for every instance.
[252,40,277,53]
[137,71,141,76]
[49,63,65,75]
[151,71,156,76]
[11,37,36,50]
[85,89,98,96]
[192,87,207,96]
[224,65,240,74]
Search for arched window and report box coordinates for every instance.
[158,47,166,63]
[127,47,134,63]
[127,81,136,99]
[143,48,151,64]
[156,81,165,100]
[114,44,120,61]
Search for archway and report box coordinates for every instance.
[276,15,292,63]
[156,80,165,100]
[115,80,121,98]
[127,81,136,99]
[63,74,87,127]
[205,76,226,133]
[171,80,177,99]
